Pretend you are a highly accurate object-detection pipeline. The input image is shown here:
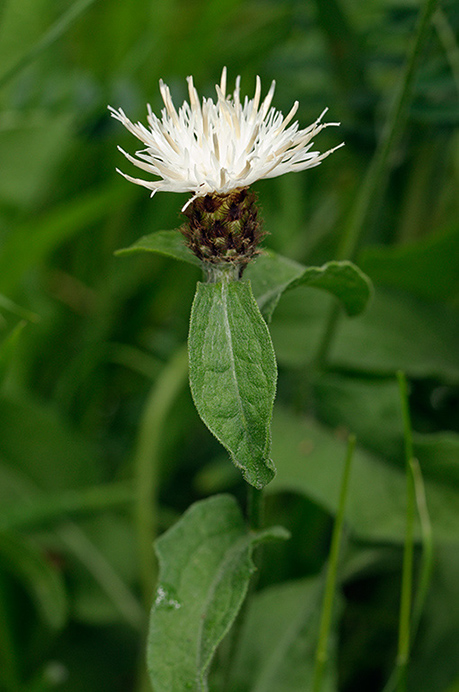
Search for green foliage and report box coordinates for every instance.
[271,287,459,381]
[270,404,459,543]
[188,280,277,488]
[148,494,288,691]
[116,229,201,267]
[0,531,67,631]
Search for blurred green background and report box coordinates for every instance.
[0,0,458,690]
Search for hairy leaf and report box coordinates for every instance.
[115,229,200,267]
[247,251,372,319]
[188,280,277,488]
[117,231,372,319]
[148,494,288,692]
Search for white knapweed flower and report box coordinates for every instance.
[108,68,343,211]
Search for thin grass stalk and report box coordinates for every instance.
[409,457,434,641]
[316,0,440,367]
[0,0,98,90]
[395,371,416,692]
[433,9,459,96]
[382,378,434,692]
[312,434,356,692]
[134,345,188,609]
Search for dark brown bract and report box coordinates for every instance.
[180,188,266,273]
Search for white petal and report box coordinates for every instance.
[109,73,343,198]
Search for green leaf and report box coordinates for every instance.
[115,231,372,319]
[246,251,372,320]
[359,222,459,302]
[408,546,459,691]
[0,183,131,294]
[147,494,288,692]
[314,374,404,461]
[0,394,101,490]
[0,532,67,630]
[245,251,305,319]
[270,287,459,382]
[115,229,201,267]
[228,577,338,692]
[0,480,134,531]
[269,405,459,544]
[314,374,459,485]
[413,432,459,486]
[290,260,372,316]
[0,321,26,384]
[0,113,73,207]
[188,280,277,489]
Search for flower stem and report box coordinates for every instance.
[134,345,189,609]
[312,434,355,692]
[247,485,264,532]
[315,0,440,367]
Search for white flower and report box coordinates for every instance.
[109,68,343,211]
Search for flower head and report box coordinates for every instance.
[109,68,343,211]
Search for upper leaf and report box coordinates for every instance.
[246,251,373,320]
[188,280,277,488]
[115,229,201,267]
[147,494,288,692]
[115,230,373,319]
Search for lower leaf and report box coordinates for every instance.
[147,494,288,692]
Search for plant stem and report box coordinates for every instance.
[221,485,265,692]
[315,0,440,367]
[134,345,189,609]
[312,434,355,692]
[247,485,264,532]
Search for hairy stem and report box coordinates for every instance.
[247,485,264,532]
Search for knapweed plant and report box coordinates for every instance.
[110,70,374,691]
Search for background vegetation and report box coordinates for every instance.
[0,0,458,690]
